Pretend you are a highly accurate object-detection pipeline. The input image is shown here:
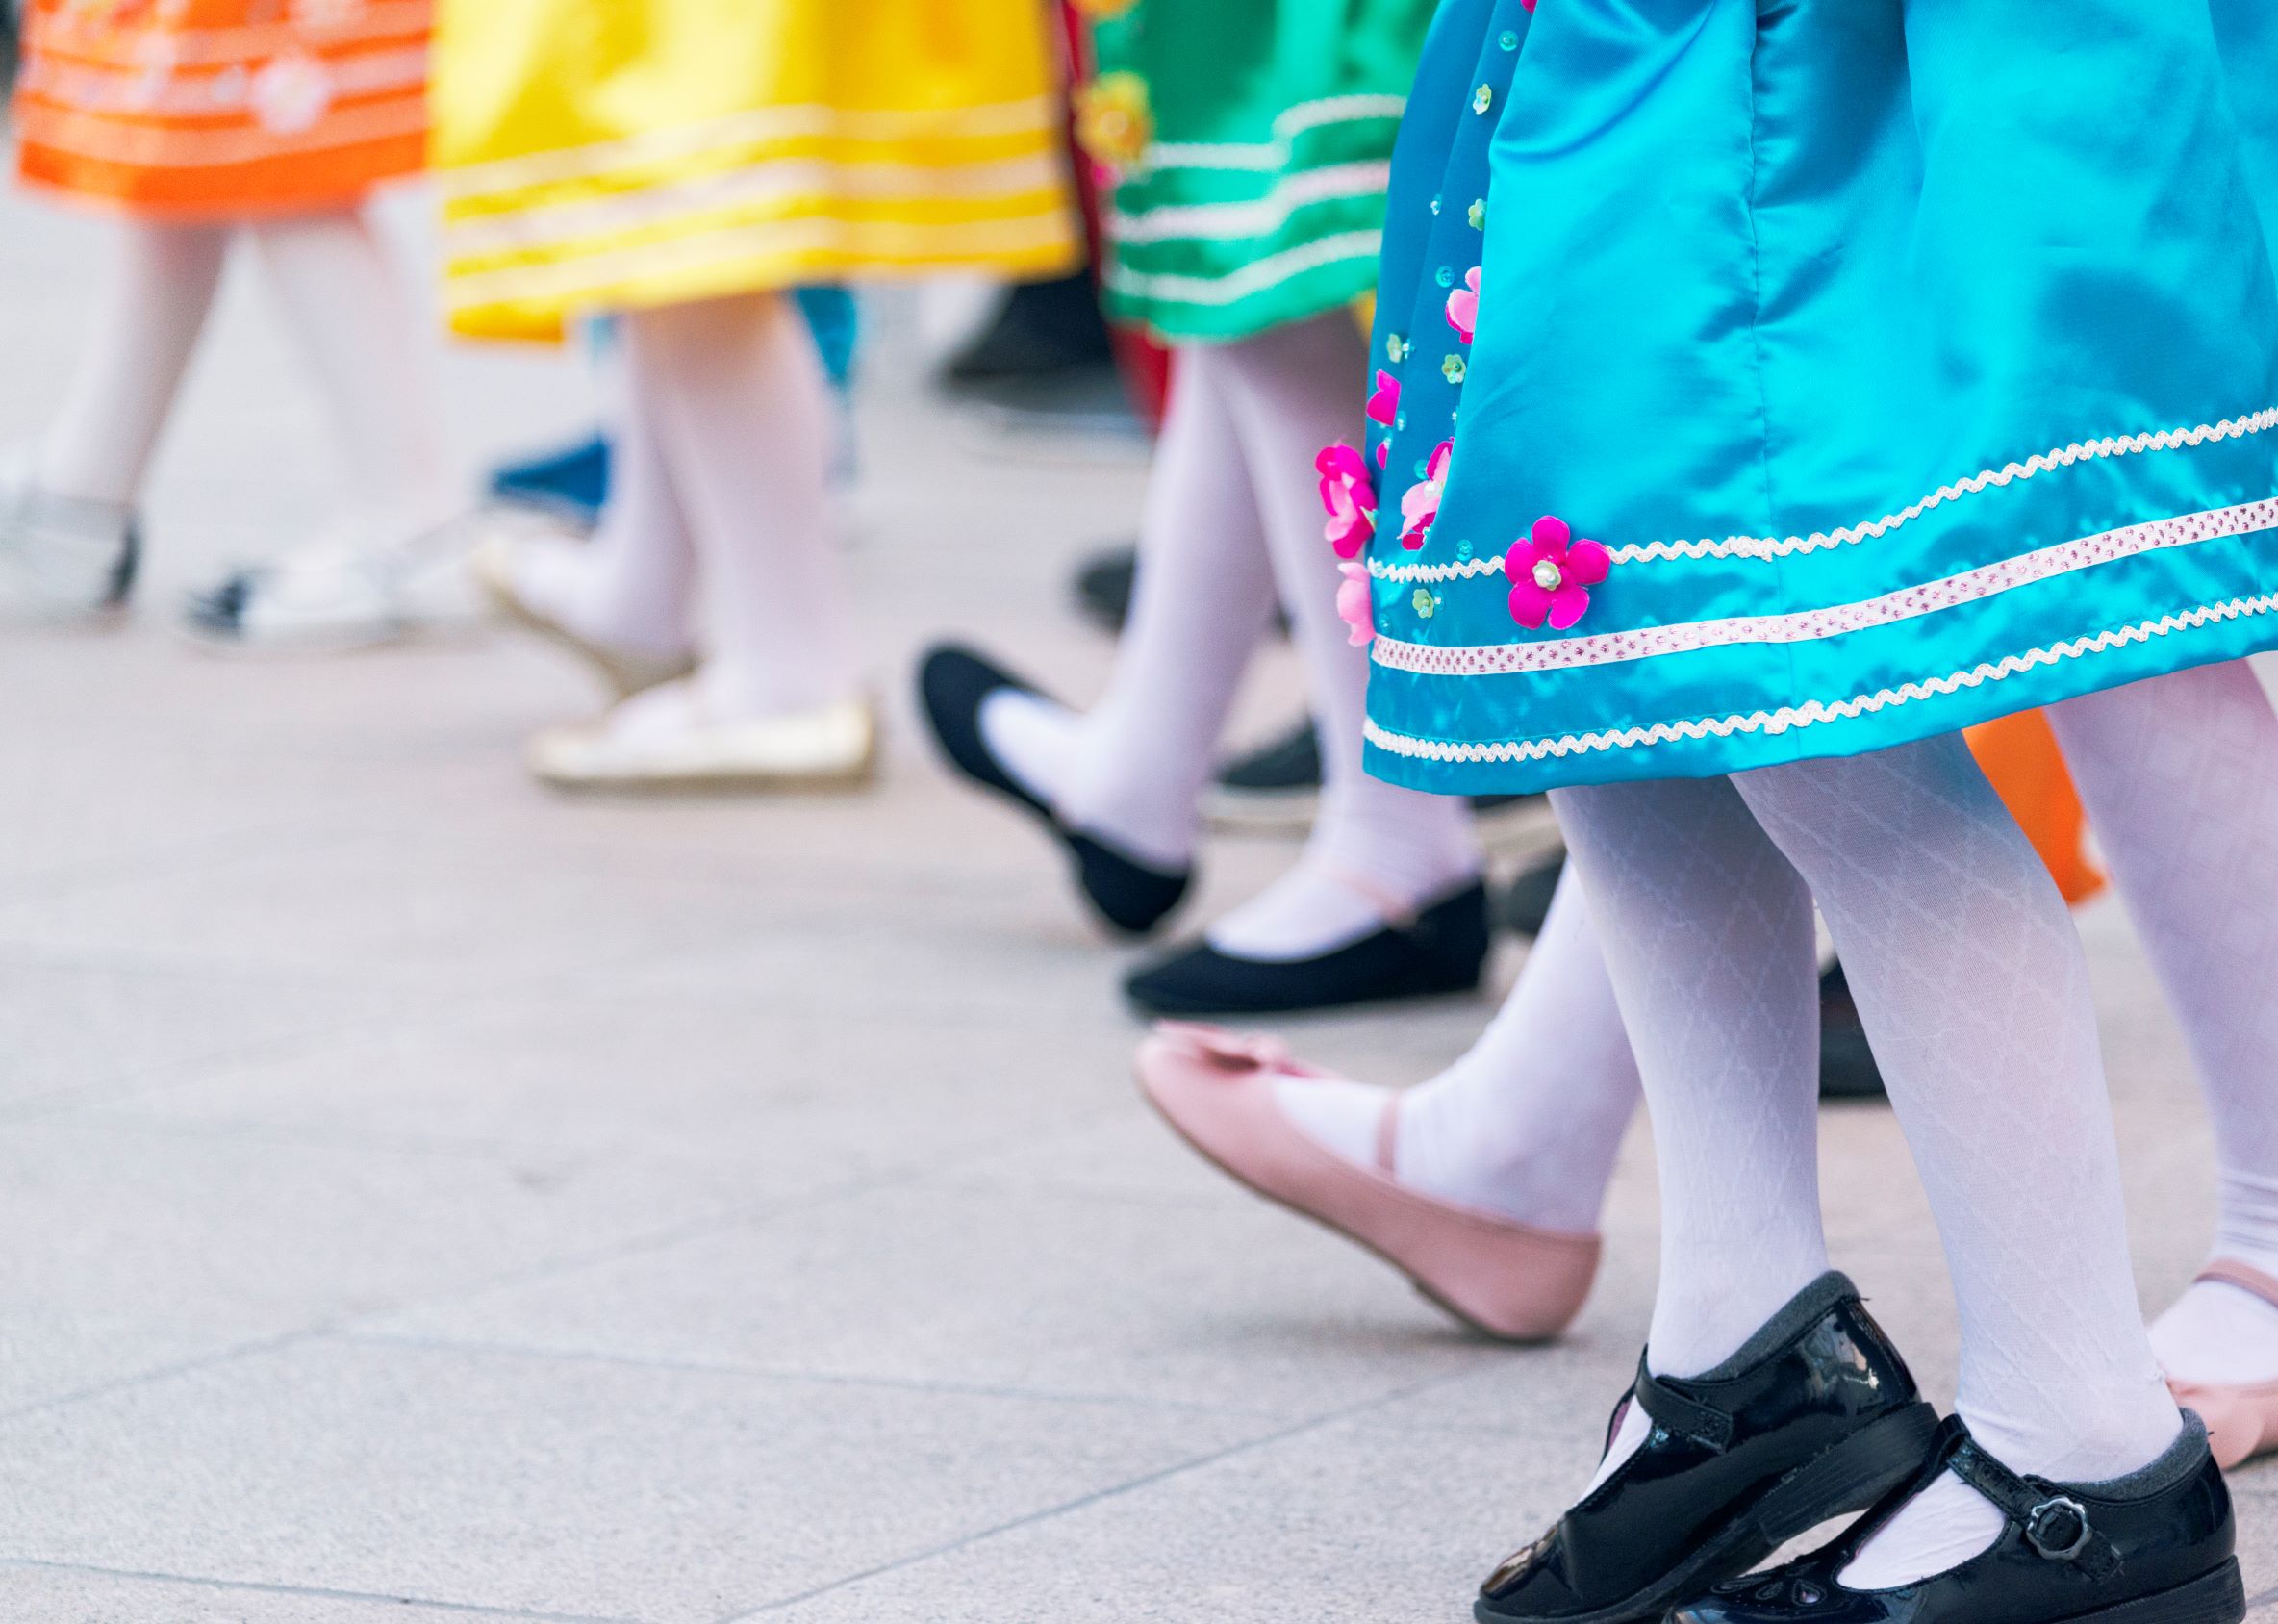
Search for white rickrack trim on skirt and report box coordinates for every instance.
[1369,498,2278,676]
[1368,552,1504,584]
[1363,593,2278,767]
[1366,409,2278,576]
[1605,409,2278,564]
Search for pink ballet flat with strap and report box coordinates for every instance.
[1134,1022,1601,1342]
[2167,1258,2278,1470]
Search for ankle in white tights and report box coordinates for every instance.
[1272,861,1638,1233]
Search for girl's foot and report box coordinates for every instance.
[1123,876,1490,1016]
[527,678,876,793]
[916,643,1191,935]
[471,525,696,698]
[182,512,485,654]
[1133,1023,1601,1341]
[0,452,138,622]
[1673,1417,2241,1624]
[1477,1273,1937,1623]
[2156,1258,2278,1468]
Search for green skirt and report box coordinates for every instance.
[1081,0,1435,343]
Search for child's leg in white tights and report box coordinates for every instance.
[506,348,699,665]
[983,314,1478,949]
[2047,665,2278,1384]
[246,210,456,527]
[616,291,857,722]
[1199,316,1480,957]
[36,221,230,507]
[979,346,1292,869]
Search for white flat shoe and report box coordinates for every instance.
[0,451,139,623]
[469,528,695,698]
[529,684,878,793]
[182,511,489,654]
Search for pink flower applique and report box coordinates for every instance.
[1506,516,1611,631]
[1366,369,1401,428]
[1399,440,1455,549]
[1446,266,1481,343]
[1315,443,1378,559]
[1336,560,1375,647]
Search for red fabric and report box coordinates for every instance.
[1058,0,1170,429]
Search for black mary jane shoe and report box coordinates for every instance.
[1672,1413,2243,1624]
[1123,879,1491,1017]
[1476,1272,1939,1624]
[917,644,1192,937]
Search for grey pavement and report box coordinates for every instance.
[1,181,2273,1623]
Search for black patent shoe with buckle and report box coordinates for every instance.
[1672,1413,2242,1624]
[1476,1273,1938,1624]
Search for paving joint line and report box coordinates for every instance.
[714,1361,1493,1620]
[338,1328,1307,1420]
[0,1557,648,1624]
[0,1330,321,1428]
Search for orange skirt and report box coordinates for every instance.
[1967,710,2105,907]
[13,0,430,217]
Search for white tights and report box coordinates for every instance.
[509,291,858,723]
[981,313,1479,955]
[36,213,451,525]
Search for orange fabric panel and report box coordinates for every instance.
[1965,709,2106,906]
[13,0,430,217]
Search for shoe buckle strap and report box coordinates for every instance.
[1632,1356,1734,1453]
[1948,1437,2121,1580]
[2197,1257,2278,1313]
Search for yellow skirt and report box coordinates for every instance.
[432,0,1084,341]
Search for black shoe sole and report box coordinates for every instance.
[1125,951,1483,1019]
[2058,1561,2243,1624]
[1126,883,1490,1018]
[1477,1403,1941,1624]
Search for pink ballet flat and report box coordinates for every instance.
[2166,1258,2278,1470]
[1134,1022,1602,1342]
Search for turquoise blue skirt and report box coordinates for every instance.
[1356,0,2278,795]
